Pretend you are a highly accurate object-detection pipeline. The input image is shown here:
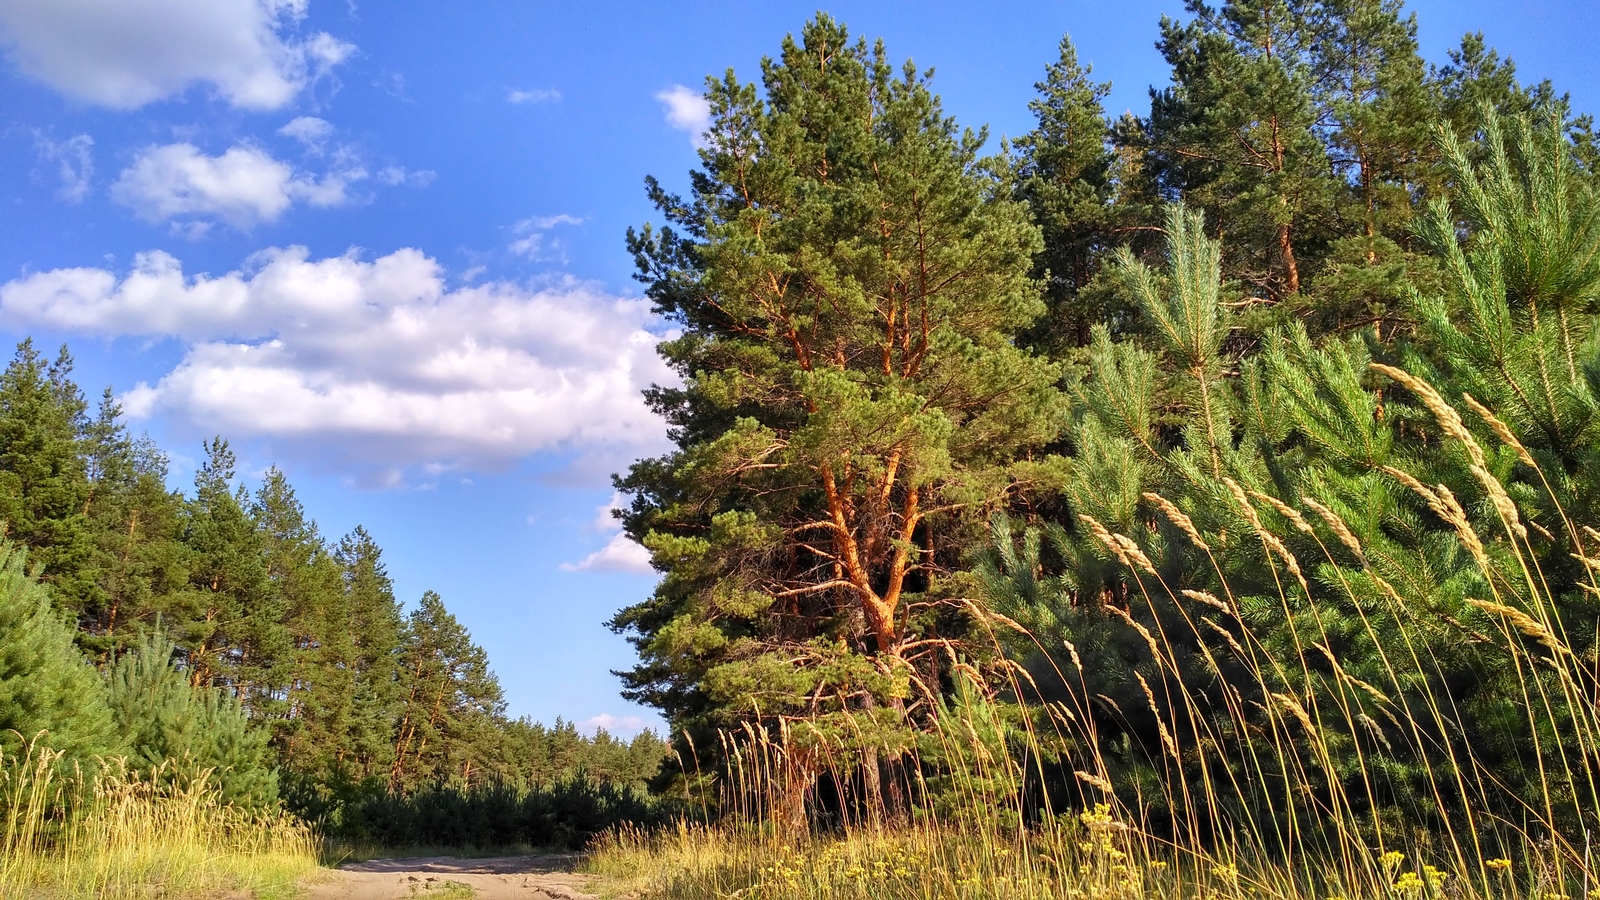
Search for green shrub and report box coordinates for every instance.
[105,630,277,806]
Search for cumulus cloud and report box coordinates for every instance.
[507,87,559,105]
[0,247,675,480]
[589,490,627,531]
[509,214,582,260]
[561,490,652,574]
[111,143,365,228]
[656,84,710,148]
[278,115,332,152]
[0,0,354,110]
[578,713,647,736]
[561,533,653,573]
[35,132,93,202]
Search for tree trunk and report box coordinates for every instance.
[1277,221,1301,296]
[777,749,814,836]
[861,744,883,829]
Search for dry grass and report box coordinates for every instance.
[588,808,1570,900]
[0,742,319,900]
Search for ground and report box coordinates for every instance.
[300,855,600,900]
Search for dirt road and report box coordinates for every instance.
[299,854,601,900]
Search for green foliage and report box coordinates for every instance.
[499,717,671,791]
[1012,34,1129,354]
[603,7,1600,844]
[105,631,277,806]
[0,542,115,769]
[915,673,1028,832]
[984,108,1600,853]
[179,439,284,706]
[336,526,407,779]
[1145,0,1339,299]
[390,591,508,790]
[0,333,663,823]
[612,15,1064,817]
[341,777,666,851]
[0,343,93,610]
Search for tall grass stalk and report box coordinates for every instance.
[0,740,318,899]
[590,377,1600,900]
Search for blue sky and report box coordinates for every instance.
[0,0,1594,737]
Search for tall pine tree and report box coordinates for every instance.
[178,439,285,709]
[1012,34,1124,354]
[390,591,506,789]
[0,342,93,612]
[1145,0,1337,299]
[612,14,1063,820]
[338,527,405,780]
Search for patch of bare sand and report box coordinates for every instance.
[299,854,602,900]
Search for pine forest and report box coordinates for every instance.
[6,1,1600,898]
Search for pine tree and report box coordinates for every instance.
[338,526,404,780]
[1432,32,1554,133]
[1012,34,1126,353]
[1427,32,1600,187]
[0,541,115,768]
[0,342,93,613]
[1145,0,1338,299]
[250,468,347,767]
[179,439,284,708]
[611,13,1064,821]
[983,110,1600,846]
[390,591,506,789]
[105,630,277,806]
[1136,0,1458,322]
[78,390,191,661]
[1299,0,1442,334]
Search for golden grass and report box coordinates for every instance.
[0,743,319,900]
[589,786,1574,900]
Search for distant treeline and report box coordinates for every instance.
[0,340,667,808]
[311,777,667,850]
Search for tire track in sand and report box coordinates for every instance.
[299,854,600,900]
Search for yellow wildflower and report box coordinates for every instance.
[1394,871,1425,893]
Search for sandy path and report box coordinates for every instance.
[298,854,601,900]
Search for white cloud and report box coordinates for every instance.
[562,529,652,574]
[0,247,674,480]
[656,84,710,148]
[509,214,583,260]
[0,0,354,110]
[170,220,213,241]
[377,165,434,187]
[590,490,626,531]
[111,143,365,228]
[561,489,652,573]
[35,133,93,203]
[507,87,559,105]
[278,115,332,152]
[578,713,647,737]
